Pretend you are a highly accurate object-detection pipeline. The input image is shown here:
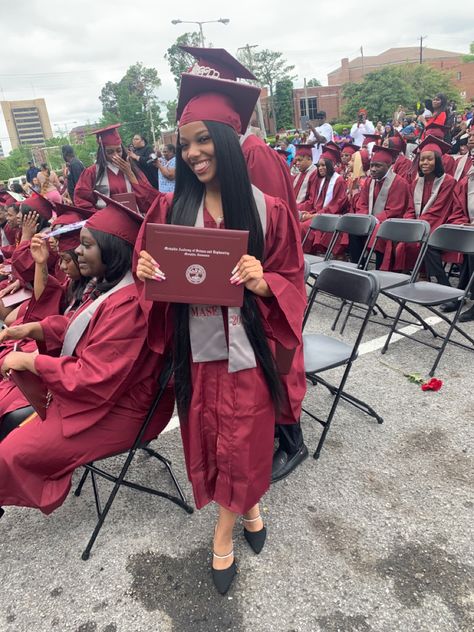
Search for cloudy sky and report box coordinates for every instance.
[1,0,473,153]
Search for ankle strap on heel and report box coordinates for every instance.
[213,549,234,560]
[242,514,261,523]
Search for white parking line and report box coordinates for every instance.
[358,316,443,355]
[162,316,444,433]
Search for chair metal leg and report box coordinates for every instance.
[381,300,405,354]
[74,469,89,497]
[331,300,346,331]
[140,447,188,505]
[340,301,354,334]
[90,470,102,519]
[429,303,467,376]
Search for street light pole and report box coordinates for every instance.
[237,44,267,137]
[171,18,230,47]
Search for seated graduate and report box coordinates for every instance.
[0,214,92,440]
[394,136,456,278]
[350,145,412,269]
[293,144,318,208]
[0,198,174,516]
[135,69,306,594]
[299,144,349,254]
[73,124,156,214]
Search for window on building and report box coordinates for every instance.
[299,97,318,119]
[456,72,462,81]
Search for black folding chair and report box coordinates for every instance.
[303,214,377,327]
[382,224,474,375]
[333,219,433,334]
[74,358,193,560]
[302,213,340,268]
[302,265,383,460]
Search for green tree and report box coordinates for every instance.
[342,64,463,122]
[463,41,474,63]
[251,49,296,129]
[162,100,177,130]
[274,79,294,129]
[99,62,163,146]
[165,32,202,88]
[306,78,321,87]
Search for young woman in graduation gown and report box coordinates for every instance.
[0,204,94,439]
[394,136,457,274]
[298,144,349,254]
[73,124,155,214]
[0,199,174,515]
[135,72,306,594]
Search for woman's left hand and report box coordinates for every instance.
[21,211,40,241]
[110,155,136,182]
[230,255,272,296]
[1,351,36,378]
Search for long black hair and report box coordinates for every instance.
[88,229,133,294]
[417,153,445,178]
[171,119,283,417]
[95,145,141,184]
[320,158,335,179]
[62,249,90,307]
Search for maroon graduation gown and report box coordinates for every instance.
[294,167,319,210]
[394,174,456,270]
[299,176,349,253]
[241,134,298,219]
[73,165,155,215]
[135,192,306,514]
[392,154,412,181]
[0,283,174,514]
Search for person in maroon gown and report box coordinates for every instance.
[394,136,457,277]
[293,144,319,208]
[0,199,173,516]
[340,143,359,181]
[73,124,155,214]
[135,67,306,594]
[385,131,412,182]
[350,145,412,268]
[299,144,349,254]
[165,45,307,484]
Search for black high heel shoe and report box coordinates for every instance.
[243,514,267,554]
[211,550,237,595]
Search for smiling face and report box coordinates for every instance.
[6,205,20,228]
[419,150,436,175]
[178,121,217,186]
[317,159,327,177]
[75,228,106,278]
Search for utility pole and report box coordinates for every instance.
[147,98,157,147]
[237,44,267,137]
[361,46,365,76]
[419,35,427,64]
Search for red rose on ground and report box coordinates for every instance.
[421,378,443,392]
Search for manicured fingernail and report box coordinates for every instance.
[236,279,244,285]
[230,274,239,282]
[154,275,165,282]
[154,268,165,278]
[231,265,239,274]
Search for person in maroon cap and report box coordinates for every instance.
[394,136,457,276]
[299,144,349,253]
[0,196,174,516]
[73,124,155,214]
[340,143,359,181]
[384,131,412,182]
[135,58,306,594]
[351,145,412,268]
[293,144,318,205]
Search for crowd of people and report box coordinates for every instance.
[0,47,473,597]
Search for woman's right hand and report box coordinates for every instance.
[21,211,40,241]
[30,234,50,264]
[0,280,20,299]
[136,250,166,282]
[0,322,43,344]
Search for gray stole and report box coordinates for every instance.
[61,271,134,356]
[368,169,397,215]
[188,185,267,373]
[294,164,317,203]
[454,154,470,181]
[413,175,446,218]
[94,165,132,208]
[467,169,474,222]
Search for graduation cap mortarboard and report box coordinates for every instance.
[88,123,122,147]
[87,192,143,245]
[370,145,399,164]
[416,134,451,156]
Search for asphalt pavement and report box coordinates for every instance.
[1,290,473,632]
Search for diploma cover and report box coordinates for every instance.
[112,193,139,213]
[145,224,249,307]
[2,288,33,308]
[10,370,49,420]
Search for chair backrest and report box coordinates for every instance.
[309,213,340,233]
[334,213,377,237]
[428,224,474,254]
[375,218,431,244]
[315,265,380,307]
[303,258,311,282]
